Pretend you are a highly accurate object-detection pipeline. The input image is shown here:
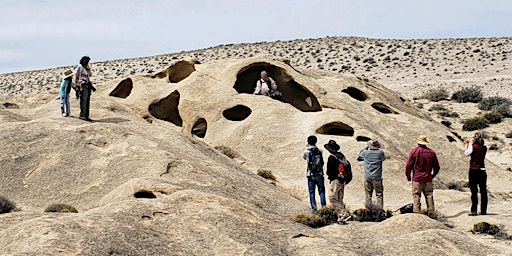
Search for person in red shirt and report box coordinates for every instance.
[405,135,440,213]
[464,132,488,216]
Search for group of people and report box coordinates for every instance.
[303,132,488,223]
[59,56,95,122]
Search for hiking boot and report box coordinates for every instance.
[479,212,487,215]
[468,212,478,216]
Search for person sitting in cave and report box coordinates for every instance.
[253,71,282,99]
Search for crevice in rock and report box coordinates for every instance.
[109,78,133,98]
[148,90,183,126]
[223,105,252,121]
[316,122,354,136]
[233,62,321,112]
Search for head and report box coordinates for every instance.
[473,132,485,146]
[307,135,317,146]
[260,71,268,80]
[79,56,91,67]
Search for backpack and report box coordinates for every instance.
[399,203,414,214]
[334,155,352,184]
[308,147,323,174]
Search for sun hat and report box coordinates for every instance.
[62,69,73,79]
[368,140,381,149]
[416,135,430,145]
[324,139,340,153]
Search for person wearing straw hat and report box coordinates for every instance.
[59,69,74,117]
[324,139,352,224]
[405,135,440,213]
[358,139,386,209]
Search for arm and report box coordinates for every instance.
[432,153,440,178]
[269,77,277,90]
[357,148,366,161]
[303,149,309,160]
[59,80,66,96]
[253,80,262,95]
[464,144,473,156]
[405,150,415,181]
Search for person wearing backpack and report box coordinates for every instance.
[405,135,440,213]
[464,132,488,216]
[357,140,386,209]
[59,69,74,117]
[324,140,352,223]
[302,135,326,214]
[253,71,282,99]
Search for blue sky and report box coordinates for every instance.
[0,0,511,74]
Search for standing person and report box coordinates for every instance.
[324,140,352,223]
[405,135,440,213]
[59,69,74,117]
[253,71,282,98]
[302,135,326,214]
[358,140,386,209]
[464,132,488,216]
[74,56,96,122]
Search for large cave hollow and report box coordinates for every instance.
[223,105,252,121]
[148,90,183,126]
[233,62,321,112]
[109,78,133,98]
[316,122,354,136]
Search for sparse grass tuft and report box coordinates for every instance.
[214,145,239,159]
[423,88,449,102]
[44,203,78,213]
[420,209,447,222]
[353,203,392,222]
[291,206,339,228]
[483,111,502,124]
[281,185,306,201]
[472,222,512,240]
[257,169,276,182]
[451,86,483,103]
[462,117,489,131]
[0,196,17,214]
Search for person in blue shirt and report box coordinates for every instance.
[59,69,74,117]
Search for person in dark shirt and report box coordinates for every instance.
[405,135,440,213]
[324,140,351,223]
[464,132,488,216]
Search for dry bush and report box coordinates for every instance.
[462,117,489,131]
[472,222,512,240]
[438,110,460,118]
[451,86,483,103]
[214,145,239,159]
[428,104,447,111]
[446,180,466,191]
[0,196,17,214]
[291,206,341,228]
[281,185,306,201]
[420,209,447,222]
[44,203,78,213]
[257,169,276,182]
[478,96,512,117]
[483,111,502,124]
[423,88,449,102]
[353,203,393,222]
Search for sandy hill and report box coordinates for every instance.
[0,41,511,255]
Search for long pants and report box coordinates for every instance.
[469,169,487,214]
[364,178,384,209]
[307,174,326,213]
[60,95,70,114]
[412,181,434,212]
[79,87,91,119]
[329,179,348,219]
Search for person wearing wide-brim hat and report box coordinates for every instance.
[324,139,352,223]
[59,69,74,117]
[357,139,386,209]
[405,135,440,213]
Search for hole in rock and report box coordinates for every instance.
[223,105,252,121]
[356,136,372,142]
[3,102,19,109]
[168,60,196,83]
[451,131,463,141]
[148,90,183,126]
[371,102,398,114]
[109,78,133,98]
[447,135,456,143]
[134,190,156,199]
[342,87,368,101]
[316,122,354,136]
[192,118,207,138]
[233,62,321,112]
[399,96,406,102]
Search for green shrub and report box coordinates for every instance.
[478,96,512,117]
[472,222,512,240]
[451,86,483,103]
[462,117,489,131]
[423,88,449,102]
[44,203,78,213]
[438,110,459,118]
[257,169,276,181]
[483,111,502,124]
[291,206,339,228]
[0,196,17,214]
[353,203,393,222]
[505,131,512,138]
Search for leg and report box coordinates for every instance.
[329,179,346,219]
[364,179,373,208]
[307,177,317,213]
[374,179,384,209]
[65,96,71,115]
[85,88,91,119]
[424,181,435,211]
[317,175,326,207]
[79,89,88,119]
[60,97,65,115]
[412,181,422,213]
[468,170,479,213]
[479,171,488,214]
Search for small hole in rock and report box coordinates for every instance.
[447,135,456,143]
[356,136,372,142]
[134,190,156,199]
[342,87,368,101]
[316,122,354,136]
[192,118,207,138]
[371,102,398,114]
[223,105,252,121]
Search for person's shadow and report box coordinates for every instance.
[93,117,130,124]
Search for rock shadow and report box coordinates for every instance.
[223,105,252,121]
[447,135,456,143]
[316,122,354,136]
[134,190,156,199]
[342,87,368,101]
[233,62,321,112]
[109,78,133,98]
[192,118,207,138]
[148,90,183,126]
